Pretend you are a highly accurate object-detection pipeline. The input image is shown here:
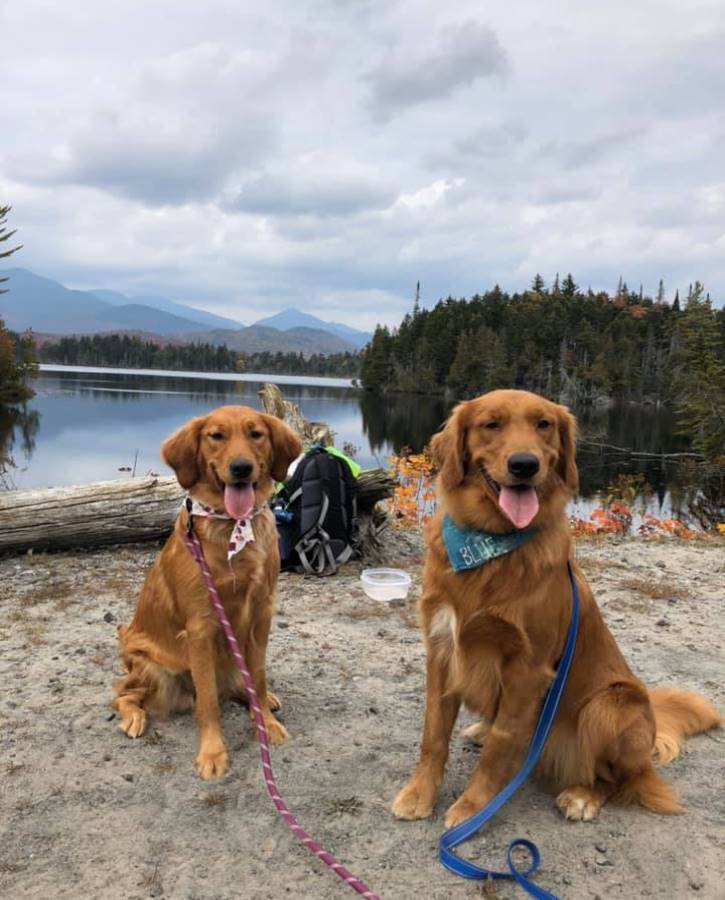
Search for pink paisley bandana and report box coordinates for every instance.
[185,496,260,561]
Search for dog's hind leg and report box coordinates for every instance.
[113,636,180,738]
[113,662,150,739]
[557,681,683,821]
[228,670,282,711]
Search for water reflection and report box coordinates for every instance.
[4,368,694,521]
[0,402,41,486]
[359,391,448,455]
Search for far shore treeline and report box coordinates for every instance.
[360,275,723,402]
[360,276,725,458]
[34,333,360,378]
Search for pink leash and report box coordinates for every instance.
[182,522,381,900]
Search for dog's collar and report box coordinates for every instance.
[184,495,262,561]
[442,514,536,573]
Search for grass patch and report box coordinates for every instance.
[577,556,629,573]
[326,796,363,816]
[202,791,227,808]
[19,581,74,608]
[144,729,163,746]
[0,862,24,875]
[480,877,501,897]
[344,603,391,620]
[139,864,162,893]
[619,577,690,601]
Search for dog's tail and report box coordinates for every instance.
[612,766,683,815]
[649,687,722,765]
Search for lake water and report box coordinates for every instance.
[2,366,692,521]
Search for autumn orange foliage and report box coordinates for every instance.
[387,448,436,526]
[388,451,718,540]
[569,506,706,540]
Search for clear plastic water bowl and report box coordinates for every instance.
[360,568,412,602]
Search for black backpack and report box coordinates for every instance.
[272,446,359,575]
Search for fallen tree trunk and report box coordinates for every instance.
[0,476,183,554]
[0,382,393,555]
[0,470,393,554]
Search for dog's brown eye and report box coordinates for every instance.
[537,419,551,430]
[249,430,263,439]
[209,432,225,441]
[483,421,501,430]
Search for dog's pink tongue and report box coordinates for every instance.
[223,483,255,520]
[498,485,539,529]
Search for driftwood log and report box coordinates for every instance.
[0,384,393,554]
[0,476,183,554]
[258,382,334,447]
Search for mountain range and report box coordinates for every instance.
[255,308,370,348]
[0,268,371,355]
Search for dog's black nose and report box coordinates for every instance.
[507,453,540,479]
[229,458,253,481]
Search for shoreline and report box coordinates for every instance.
[37,363,355,389]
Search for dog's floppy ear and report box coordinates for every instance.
[430,402,469,492]
[261,414,303,483]
[555,404,578,493]
[161,416,206,489]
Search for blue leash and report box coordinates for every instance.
[439,562,580,899]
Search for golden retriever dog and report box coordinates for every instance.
[393,389,720,826]
[113,405,302,779]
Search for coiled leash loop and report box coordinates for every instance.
[439,562,580,899]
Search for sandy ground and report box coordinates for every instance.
[1,530,723,900]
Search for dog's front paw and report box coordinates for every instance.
[556,787,602,821]
[118,707,148,739]
[268,691,282,712]
[196,746,229,780]
[392,779,438,820]
[443,795,481,828]
[265,716,289,745]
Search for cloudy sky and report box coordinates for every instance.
[2,0,724,328]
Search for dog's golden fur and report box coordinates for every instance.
[113,405,301,779]
[393,389,721,826]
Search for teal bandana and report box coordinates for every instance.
[442,514,536,573]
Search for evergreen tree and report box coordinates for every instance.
[531,273,545,293]
[359,326,393,392]
[0,205,22,292]
[672,284,725,458]
[0,205,36,402]
[561,273,578,297]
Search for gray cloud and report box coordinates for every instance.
[540,126,648,169]
[53,118,273,205]
[366,21,508,119]
[228,159,395,217]
[1,0,723,329]
[10,43,277,204]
